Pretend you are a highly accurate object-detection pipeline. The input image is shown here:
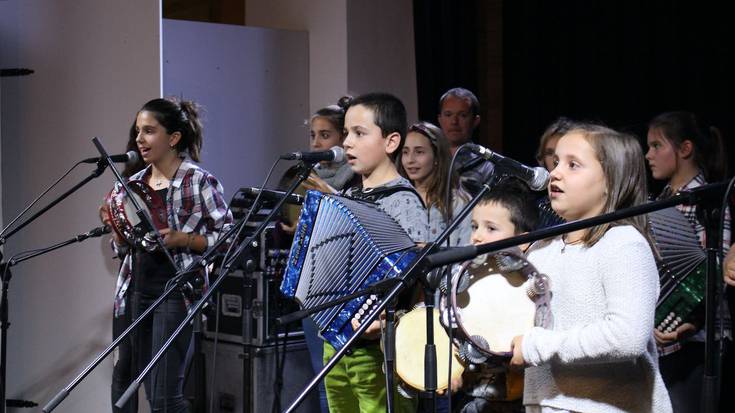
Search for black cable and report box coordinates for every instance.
[443,143,474,246]
[201,188,244,412]
[270,279,292,413]
[208,289,221,413]
[0,161,84,240]
[202,157,280,412]
[441,147,504,410]
[219,158,281,270]
[210,185,237,246]
[211,158,280,411]
[442,143,473,411]
[272,318,281,413]
[161,158,278,410]
[273,322,290,413]
[162,178,239,412]
[121,160,239,411]
[3,247,50,265]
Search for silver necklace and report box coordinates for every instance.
[561,235,581,253]
[152,174,169,188]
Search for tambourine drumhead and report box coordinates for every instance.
[452,251,539,357]
[395,307,464,391]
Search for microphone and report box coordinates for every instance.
[82,150,140,164]
[88,224,112,237]
[467,144,549,191]
[239,187,304,205]
[280,146,345,163]
[77,224,111,241]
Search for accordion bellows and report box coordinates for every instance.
[648,207,706,332]
[281,190,419,350]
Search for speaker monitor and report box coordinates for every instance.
[203,338,320,412]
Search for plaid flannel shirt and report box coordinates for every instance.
[657,172,731,252]
[113,159,233,317]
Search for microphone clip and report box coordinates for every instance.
[76,224,111,241]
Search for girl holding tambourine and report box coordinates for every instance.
[100,97,232,412]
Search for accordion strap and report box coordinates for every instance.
[346,183,426,209]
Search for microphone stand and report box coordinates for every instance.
[698,195,723,413]
[281,174,502,413]
[414,173,503,412]
[0,160,109,413]
[0,228,110,412]
[4,228,110,267]
[0,162,106,245]
[113,161,318,411]
[43,230,238,412]
[424,181,730,413]
[426,182,728,268]
[42,138,204,412]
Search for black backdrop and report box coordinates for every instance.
[415,0,735,190]
[413,0,479,121]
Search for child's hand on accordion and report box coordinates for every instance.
[279,221,297,234]
[654,322,697,345]
[303,173,338,194]
[351,311,385,340]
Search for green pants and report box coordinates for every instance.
[323,342,417,413]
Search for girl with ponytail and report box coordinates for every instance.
[645,110,730,413]
[102,97,232,412]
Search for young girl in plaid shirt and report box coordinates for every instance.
[102,97,232,412]
[645,111,729,413]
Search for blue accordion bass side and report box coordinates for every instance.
[280,190,419,350]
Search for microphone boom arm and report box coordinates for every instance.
[0,161,108,245]
[426,182,728,268]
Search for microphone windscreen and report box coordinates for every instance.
[330,146,345,163]
[126,150,140,164]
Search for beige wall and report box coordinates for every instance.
[0,1,420,410]
[346,0,418,124]
[246,0,418,123]
[0,0,160,411]
[246,0,348,116]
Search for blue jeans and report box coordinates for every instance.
[132,293,192,413]
[112,294,138,413]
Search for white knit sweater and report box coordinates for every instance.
[523,226,672,413]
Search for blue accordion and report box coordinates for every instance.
[280,190,419,350]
